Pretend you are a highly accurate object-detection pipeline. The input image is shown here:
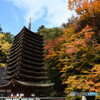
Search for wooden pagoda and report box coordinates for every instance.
[0,26,54,97]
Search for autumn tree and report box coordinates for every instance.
[68,0,100,32]
[57,23,100,99]
[68,0,100,18]
[36,1,100,98]
[0,26,13,67]
[43,23,100,99]
[37,26,66,96]
[0,33,12,67]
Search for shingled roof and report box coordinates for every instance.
[0,67,9,85]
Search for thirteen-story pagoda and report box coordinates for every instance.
[0,26,54,97]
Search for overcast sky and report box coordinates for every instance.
[0,0,76,35]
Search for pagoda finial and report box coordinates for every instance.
[28,18,31,30]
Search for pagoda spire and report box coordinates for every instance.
[28,18,31,30]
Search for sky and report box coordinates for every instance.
[0,0,76,36]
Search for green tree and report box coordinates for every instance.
[37,25,45,34]
[37,27,64,41]
[5,32,14,44]
[37,26,65,96]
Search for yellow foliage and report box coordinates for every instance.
[1,42,11,55]
[0,33,11,67]
[0,63,6,67]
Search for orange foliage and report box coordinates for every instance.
[44,37,64,59]
[68,0,100,19]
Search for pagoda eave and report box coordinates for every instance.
[5,67,47,76]
[0,79,54,88]
[15,79,54,87]
[7,62,46,71]
[8,53,43,63]
[3,73,48,81]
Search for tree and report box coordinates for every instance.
[61,15,77,29]
[37,26,66,96]
[43,23,100,99]
[68,0,100,19]
[0,25,3,33]
[0,26,13,67]
[37,25,45,34]
[58,24,100,99]
[37,27,64,41]
[36,1,100,98]
[5,32,14,44]
[0,33,11,67]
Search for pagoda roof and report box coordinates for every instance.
[7,62,46,71]
[10,40,23,51]
[0,67,9,85]
[12,36,43,49]
[7,58,18,67]
[23,40,44,51]
[24,31,43,41]
[0,79,54,88]
[12,37,22,48]
[20,57,45,67]
[9,48,44,59]
[4,68,16,75]
[8,52,43,63]
[9,45,21,56]
[22,49,44,59]
[10,43,44,55]
[13,27,44,44]
[23,36,43,47]
[15,79,54,87]
[7,53,19,62]
[3,73,48,81]
[15,26,43,39]
[5,67,47,76]
[19,62,46,71]
[8,57,45,68]
[11,37,44,51]
[19,73,48,80]
[13,33,44,45]
[6,63,18,71]
[9,46,21,56]
[21,53,44,63]
[24,32,44,44]
[19,67,47,76]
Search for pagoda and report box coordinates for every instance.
[0,26,54,97]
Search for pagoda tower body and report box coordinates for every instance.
[0,26,54,97]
